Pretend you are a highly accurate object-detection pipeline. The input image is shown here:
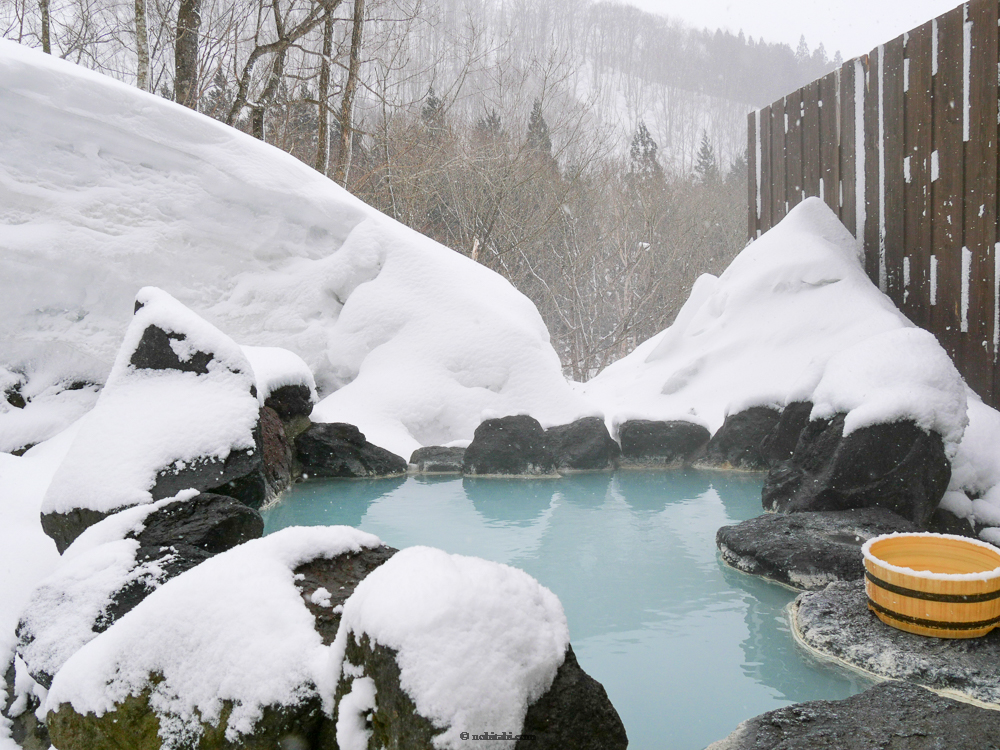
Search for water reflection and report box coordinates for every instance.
[262,470,867,750]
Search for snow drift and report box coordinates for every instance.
[0,39,591,459]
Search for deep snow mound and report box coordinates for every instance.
[583,198,968,451]
[0,40,591,459]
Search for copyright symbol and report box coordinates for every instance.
[460,732,469,740]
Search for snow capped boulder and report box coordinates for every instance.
[39,288,266,552]
[241,345,317,438]
[543,417,621,472]
[462,415,557,477]
[45,526,392,750]
[330,546,626,750]
[617,419,710,467]
[296,423,407,478]
[17,492,263,689]
[0,365,100,456]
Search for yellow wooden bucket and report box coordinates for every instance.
[862,532,1000,639]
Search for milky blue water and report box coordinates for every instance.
[262,471,871,750]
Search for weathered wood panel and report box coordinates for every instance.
[802,80,821,200]
[786,90,804,212]
[839,60,858,236]
[882,35,906,301]
[819,70,840,216]
[770,97,787,223]
[759,104,772,231]
[864,45,882,285]
[748,111,758,239]
[903,21,934,329]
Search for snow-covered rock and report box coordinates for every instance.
[0,39,592,462]
[17,491,263,689]
[295,422,407,478]
[462,415,557,476]
[45,526,388,750]
[543,416,621,472]
[331,546,622,750]
[39,288,264,551]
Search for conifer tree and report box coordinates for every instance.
[629,121,662,181]
[526,99,551,157]
[421,87,446,139]
[694,130,719,183]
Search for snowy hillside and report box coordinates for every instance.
[0,40,592,458]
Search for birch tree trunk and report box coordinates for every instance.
[38,0,50,53]
[315,11,334,175]
[135,0,149,91]
[174,0,202,108]
[333,0,364,185]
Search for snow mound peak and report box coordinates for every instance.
[584,198,967,453]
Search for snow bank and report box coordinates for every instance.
[45,526,384,746]
[584,198,968,453]
[0,39,591,459]
[332,546,569,749]
[0,384,98,454]
[0,428,76,745]
[40,288,259,517]
[241,345,317,405]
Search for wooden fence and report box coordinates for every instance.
[748,0,1000,407]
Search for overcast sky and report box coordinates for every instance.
[624,0,964,60]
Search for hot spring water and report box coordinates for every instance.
[262,471,871,749]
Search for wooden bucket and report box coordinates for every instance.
[862,533,1000,639]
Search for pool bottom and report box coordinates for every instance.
[262,470,872,750]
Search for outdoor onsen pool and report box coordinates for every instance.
[261,471,872,749]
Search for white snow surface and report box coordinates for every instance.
[241,345,317,405]
[583,198,968,453]
[0,428,74,747]
[332,546,569,750]
[40,288,260,516]
[0,39,591,459]
[45,526,384,748]
[0,383,98,454]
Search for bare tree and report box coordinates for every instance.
[332,0,363,184]
[135,0,149,90]
[174,0,201,107]
[38,0,50,53]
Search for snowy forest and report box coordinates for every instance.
[1,0,838,378]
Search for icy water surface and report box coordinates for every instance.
[262,471,871,750]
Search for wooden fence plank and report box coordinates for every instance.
[904,21,934,329]
[864,45,882,286]
[883,35,906,301]
[759,104,773,232]
[802,80,822,199]
[786,90,804,212]
[748,111,758,240]
[839,60,858,236]
[819,70,841,216]
[964,0,998,402]
[770,97,788,224]
[932,6,966,365]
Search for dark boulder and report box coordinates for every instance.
[331,636,627,750]
[544,417,620,471]
[762,415,951,527]
[293,543,398,645]
[2,658,50,750]
[716,507,918,590]
[462,415,557,476]
[792,580,1000,707]
[296,422,407,478]
[700,406,781,470]
[618,419,710,467]
[517,645,628,750]
[258,405,292,497]
[129,324,215,376]
[409,446,466,473]
[263,384,314,422]
[19,494,263,688]
[707,681,1000,750]
[760,401,813,463]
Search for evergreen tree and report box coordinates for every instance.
[694,130,719,183]
[629,121,662,181]
[475,108,503,141]
[421,87,446,139]
[526,99,551,157]
[833,50,844,67]
[795,35,809,63]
